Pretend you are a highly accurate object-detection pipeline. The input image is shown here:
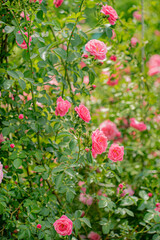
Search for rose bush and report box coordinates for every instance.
[0,0,160,239]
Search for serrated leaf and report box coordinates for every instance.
[7,70,19,79]
[80,217,91,228]
[18,79,26,90]
[3,80,14,90]
[54,48,67,60]
[16,33,24,44]
[4,25,15,33]
[34,166,45,172]
[13,159,22,169]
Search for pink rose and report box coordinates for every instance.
[79,193,93,206]
[54,0,64,8]
[83,76,89,85]
[0,133,5,144]
[130,118,147,131]
[118,185,134,197]
[111,29,116,39]
[37,224,42,229]
[85,39,107,60]
[0,162,3,184]
[55,97,71,117]
[101,5,118,25]
[16,31,32,49]
[10,144,15,149]
[147,55,160,76]
[88,231,101,240]
[131,37,139,47]
[110,55,117,62]
[19,114,24,119]
[133,11,142,21]
[106,74,119,86]
[53,215,73,236]
[108,143,124,162]
[75,104,91,123]
[20,12,30,21]
[92,129,108,158]
[100,120,120,141]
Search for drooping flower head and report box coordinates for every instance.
[147,54,160,76]
[55,97,71,117]
[54,0,64,8]
[130,118,147,131]
[75,104,91,123]
[101,5,118,25]
[16,31,32,49]
[85,39,107,60]
[53,215,73,236]
[92,129,108,158]
[0,162,3,184]
[88,231,101,240]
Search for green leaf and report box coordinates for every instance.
[144,213,154,222]
[4,25,15,33]
[139,190,149,201]
[105,27,113,38]
[66,190,75,202]
[18,79,26,90]
[16,33,24,44]
[89,70,95,84]
[55,173,64,189]
[54,48,67,60]
[87,151,93,163]
[13,159,22,169]
[98,200,108,208]
[80,217,91,228]
[69,139,77,151]
[37,10,43,20]
[125,208,134,217]
[7,70,19,79]
[34,166,45,172]
[102,222,111,234]
[74,219,81,230]
[3,80,14,90]
[2,127,10,136]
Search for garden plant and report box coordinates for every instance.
[0,0,160,239]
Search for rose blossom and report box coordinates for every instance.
[54,0,64,8]
[111,29,116,39]
[75,104,91,123]
[106,74,119,86]
[37,224,42,229]
[133,11,142,21]
[20,12,30,21]
[148,193,153,197]
[0,133,5,144]
[110,55,117,62]
[85,39,107,60]
[19,114,24,119]
[88,231,101,240]
[55,97,71,117]
[119,183,123,189]
[101,5,118,25]
[53,215,73,236]
[108,143,124,162]
[10,144,15,149]
[100,120,121,141]
[131,37,139,47]
[79,193,93,206]
[16,31,32,49]
[92,129,108,158]
[0,162,3,184]
[147,54,160,76]
[130,118,147,131]
[118,185,134,197]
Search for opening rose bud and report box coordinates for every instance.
[92,85,96,89]
[10,144,15,148]
[148,193,153,197]
[18,114,24,119]
[37,224,42,229]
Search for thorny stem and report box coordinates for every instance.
[141,0,145,73]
